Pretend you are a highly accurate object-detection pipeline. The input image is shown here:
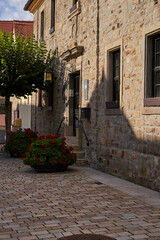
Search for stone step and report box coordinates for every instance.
[65,136,79,146]
[74,151,85,159]
[71,144,81,151]
[75,158,88,166]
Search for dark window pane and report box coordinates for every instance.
[41,11,44,40]
[155,71,160,84]
[155,86,160,97]
[51,0,55,30]
[156,38,160,52]
[113,50,120,102]
[73,0,78,5]
[156,53,160,66]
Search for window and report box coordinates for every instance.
[113,50,120,103]
[70,0,79,14]
[144,32,160,106]
[73,0,78,5]
[38,90,42,108]
[50,0,55,34]
[40,10,44,40]
[153,35,160,97]
[106,48,120,109]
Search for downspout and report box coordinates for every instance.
[95,0,100,161]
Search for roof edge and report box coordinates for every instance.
[24,0,34,11]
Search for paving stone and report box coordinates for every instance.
[0,155,159,240]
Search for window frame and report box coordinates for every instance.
[105,39,122,114]
[49,0,55,34]
[40,10,44,41]
[144,30,160,107]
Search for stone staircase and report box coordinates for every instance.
[65,136,88,166]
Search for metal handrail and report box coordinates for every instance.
[76,116,90,146]
[56,117,65,135]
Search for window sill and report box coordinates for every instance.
[144,97,160,107]
[105,108,122,115]
[68,1,81,20]
[106,101,119,109]
[49,27,55,35]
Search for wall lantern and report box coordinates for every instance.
[154,0,158,4]
[44,67,53,81]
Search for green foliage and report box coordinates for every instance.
[4,128,38,157]
[23,134,77,168]
[0,30,53,98]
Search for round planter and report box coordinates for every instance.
[32,163,68,173]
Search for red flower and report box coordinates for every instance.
[62,145,65,148]
[62,149,65,153]
[58,159,62,163]
[52,144,55,148]
[30,138,34,141]
[42,144,45,147]
[43,147,47,150]
[63,161,68,166]
[69,146,73,151]
[26,148,30,152]
[55,134,60,138]
[67,153,73,158]
[36,158,40,164]
[51,162,55,166]
[26,158,30,163]
[62,155,66,159]
[61,137,66,141]
[12,146,15,150]
[25,134,29,138]
[21,156,24,160]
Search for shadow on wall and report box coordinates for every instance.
[83,68,160,192]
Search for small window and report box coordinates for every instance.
[70,0,79,14]
[73,0,78,5]
[113,50,120,103]
[50,0,55,34]
[144,32,160,106]
[40,10,44,40]
[106,49,120,109]
[38,90,42,108]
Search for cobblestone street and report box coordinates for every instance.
[0,153,160,240]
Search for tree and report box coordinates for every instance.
[0,31,52,135]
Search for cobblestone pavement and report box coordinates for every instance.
[0,153,160,240]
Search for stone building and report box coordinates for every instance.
[24,0,160,191]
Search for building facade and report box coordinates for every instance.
[25,0,160,191]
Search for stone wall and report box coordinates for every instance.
[31,0,160,191]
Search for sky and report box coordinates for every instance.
[0,0,33,21]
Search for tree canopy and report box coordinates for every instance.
[0,30,51,98]
[0,30,53,134]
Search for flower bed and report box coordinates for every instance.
[4,128,38,157]
[23,134,77,172]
